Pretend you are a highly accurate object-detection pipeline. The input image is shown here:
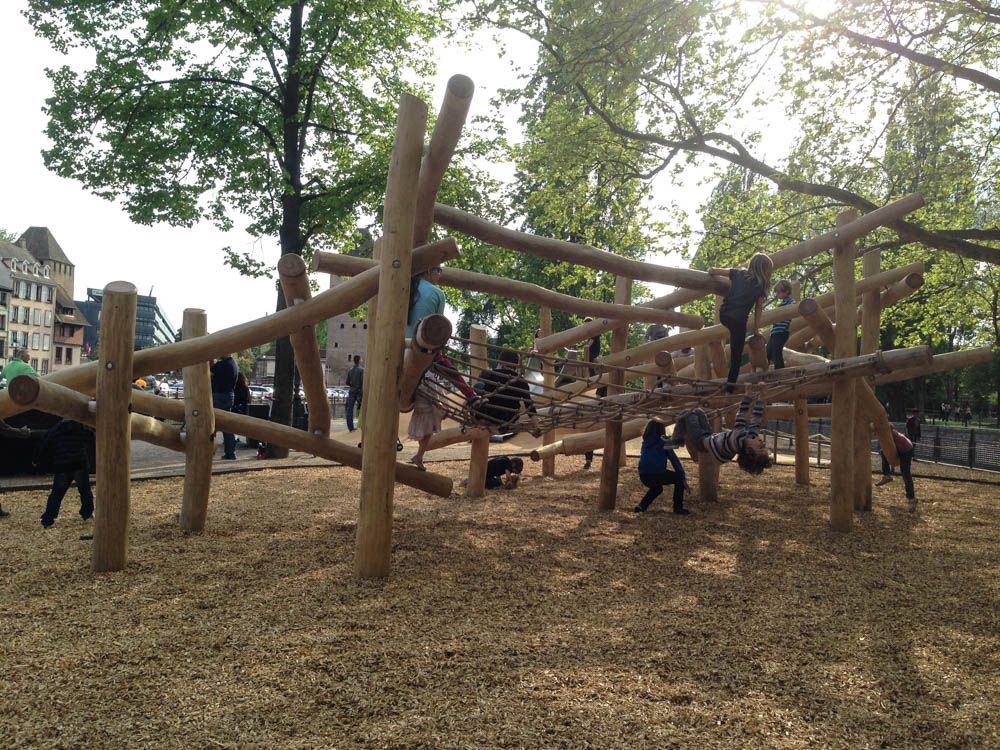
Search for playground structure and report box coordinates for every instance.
[2,75,992,578]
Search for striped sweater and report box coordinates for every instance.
[704,396,765,463]
[770,296,795,334]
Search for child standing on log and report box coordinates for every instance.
[710,254,773,387]
[767,279,794,370]
[672,389,772,475]
[635,420,690,514]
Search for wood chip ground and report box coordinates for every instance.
[1,459,997,749]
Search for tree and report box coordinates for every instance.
[466,0,1000,264]
[26,0,440,452]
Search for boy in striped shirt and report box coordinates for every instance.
[671,388,771,475]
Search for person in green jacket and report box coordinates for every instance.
[1,348,36,383]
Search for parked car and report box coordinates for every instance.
[249,385,273,401]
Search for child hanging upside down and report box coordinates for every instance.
[635,419,691,514]
[672,389,772,475]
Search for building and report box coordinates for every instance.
[324,273,369,384]
[77,287,176,354]
[0,240,59,375]
[0,275,9,367]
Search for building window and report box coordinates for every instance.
[35,285,43,302]
[21,307,30,324]
[26,282,33,300]
[340,323,345,328]
[0,314,5,331]
[42,334,50,351]
[65,348,73,365]
[333,342,338,348]
[55,347,63,364]
[363,323,368,329]
[0,291,6,305]
[33,308,41,326]
[45,311,53,327]
[31,333,40,350]
[352,323,356,328]
[42,266,50,278]
[45,286,53,303]
[11,305,18,322]
[41,359,49,375]
[31,358,38,370]
[0,340,5,359]
[19,280,28,297]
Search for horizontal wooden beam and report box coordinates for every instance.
[129,390,453,498]
[535,194,925,354]
[0,240,459,422]
[433,203,729,293]
[7,376,183,452]
[313,251,703,329]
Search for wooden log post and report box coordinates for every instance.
[598,277,631,510]
[798,298,898,465]
[469,324,488,381]
[466,432,490,499]
[398,314,452,411]
[794,398,810,485]
[747,333,768,373]
[710,295,728,378]
[277,253,331,437]
[694,345,719,503]
[538,307,556,477]
[644,350,675,391]
[356,94,427,580]
[92,281,137,573]
[531,416,650,462]
[413,74,475,246]
[425,425,491,452]
[830,210,858,532]
[179,309,215,533]
[855,249,881,511]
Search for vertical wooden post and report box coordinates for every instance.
[694,345,719,502]
[709,295,727,378]
[179,309,215,532]
[538,307,556,478]
[855,249,881,510]
[91,281,137,573]
[598,277,631,510]
[466,432,490,498]
[469,324,488,381]
[830,210,858,532]
[355,94,427,580]
[794,398,810,485]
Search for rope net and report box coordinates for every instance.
[410,335,834,437]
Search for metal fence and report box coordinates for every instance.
[767,419,1000,474]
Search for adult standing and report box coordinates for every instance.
[345,355,364,432]
[2,348,36,383]
[211,354,239,460]
[35,419,96,528]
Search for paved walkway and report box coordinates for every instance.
[0,414,619,491]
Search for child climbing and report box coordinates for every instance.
[635,419,690,514]
[875,427,917,512]
[672,389,772,475]
[767,279,794,370]
[406,265,478,402]
[710,253,774,386]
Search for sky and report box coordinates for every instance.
[0,2,703,335]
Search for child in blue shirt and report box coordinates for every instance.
[767,279,794,369]
[635,419,690,514]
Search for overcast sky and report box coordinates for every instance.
[0,2,703,334]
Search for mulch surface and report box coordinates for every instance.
[1,459,997,749]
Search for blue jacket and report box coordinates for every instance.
[638,435,686,478]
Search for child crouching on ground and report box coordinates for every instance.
[672,390,772,475]
[635,419,690,514]
[486,456,524,490]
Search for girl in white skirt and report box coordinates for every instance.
[408,374,448,470]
